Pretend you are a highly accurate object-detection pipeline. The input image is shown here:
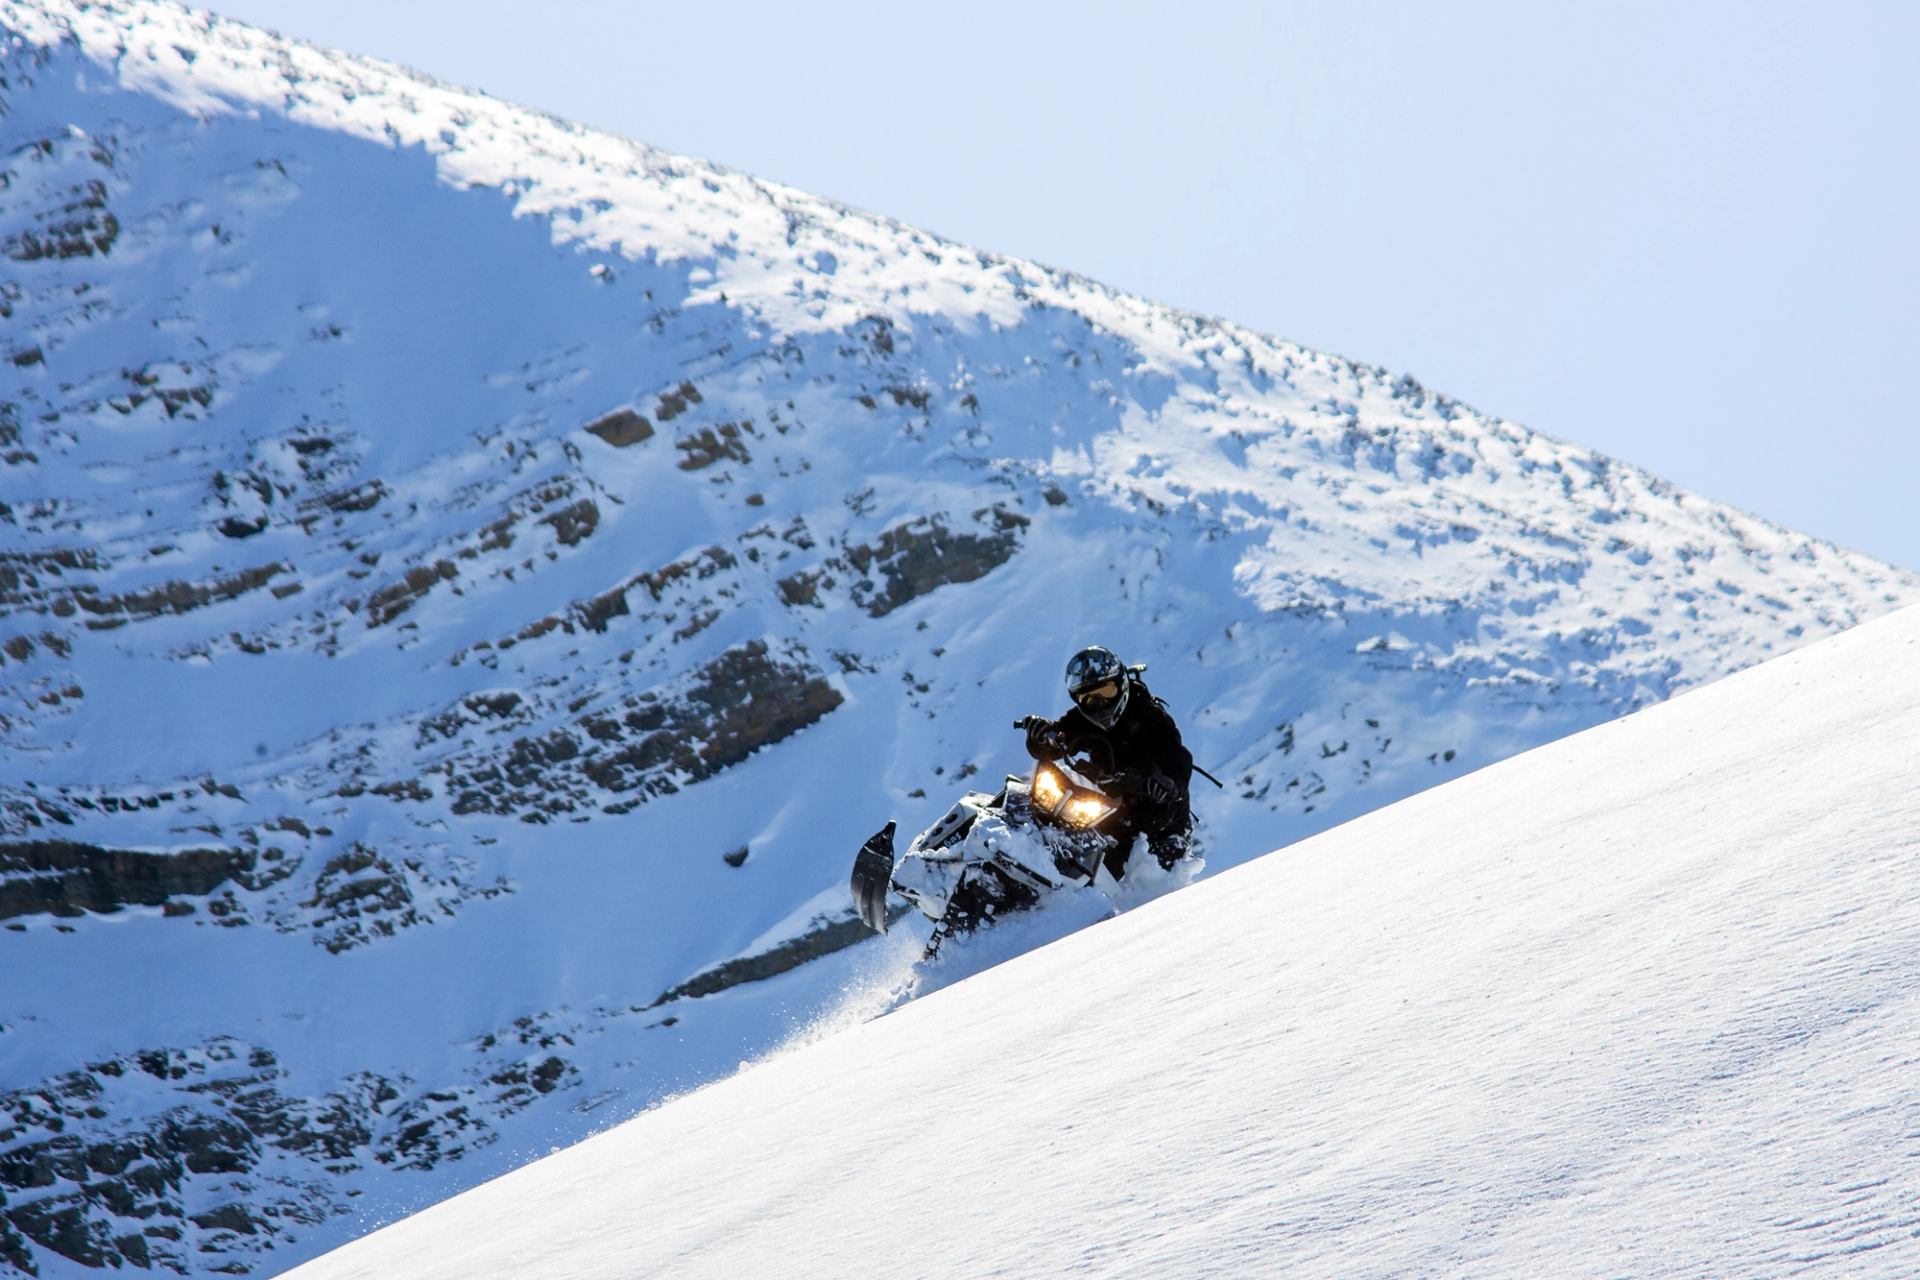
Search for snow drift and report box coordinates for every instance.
[293,605,1920,1278]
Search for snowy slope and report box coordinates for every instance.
[0,0,1915,1273]
[291,604,1920,1280]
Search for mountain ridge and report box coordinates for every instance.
[1,1,1913,1273]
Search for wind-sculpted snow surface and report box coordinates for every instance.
[290,606,1920,1280]
[0,1,1914,1272]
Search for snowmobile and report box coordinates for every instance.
[849,719,1134,957]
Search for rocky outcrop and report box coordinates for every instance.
[650,904,910,1006]
[297,845,418,955]
[1,132,121,264]
[0,549,105,613]
[122,363,217,423]
[0,631,72,667]
[364,559,457,629]
[358,478,601,628]
[537,498,599,548]
[446,543,743,666]
[583,408,653,448]
[0,552,286,628]
[67,563,290,630]
[0,840,294,922]
[0,1032,585,1275]
[674,422,752,471]
[0,1041,379,1275]
[440,640,843,822]
[278,837,510,954]
[652,380,702,422]
[778,507,1028,616]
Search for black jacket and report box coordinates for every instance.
[1030,675,1193,813]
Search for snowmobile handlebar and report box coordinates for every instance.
[1016,716,1134,786]
[1015,714,1067,755]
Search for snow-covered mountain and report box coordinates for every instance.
[0,1,1911,1274]
[290,603,1920,1280]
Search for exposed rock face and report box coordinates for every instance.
[650,904,910,1006]
[777,508,1027,616]
[441,640,845,821]
[0,132,120,263]
[583,408,653,448]
[0,840,292,921]
[0,805,506,953]
[674,421,752,471]
[0,1032,596,1275]
[538,498,600,548]
[653,380,702,421]
[0,1041,377,1274]
[359,477,599,629]
[364,560,459,630]
[0,549,106,612]
[55,564,289,630]
[850,509,1027,617]
[299,845,421,954]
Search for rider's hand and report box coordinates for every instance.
[1141,772,1178,806]
[1023,716,1064,761]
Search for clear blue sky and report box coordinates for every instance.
[200,0,1919,568]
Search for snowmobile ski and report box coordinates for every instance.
[850,821,897,933]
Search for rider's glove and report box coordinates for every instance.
[1141,772,1178,806]
[1019,715,1065,761]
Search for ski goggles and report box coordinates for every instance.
[1073,680,1122,711]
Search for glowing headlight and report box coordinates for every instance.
[1065,796,1108,827]
[1032,766,1066,807]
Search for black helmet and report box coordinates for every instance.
[1065,645,1130,728]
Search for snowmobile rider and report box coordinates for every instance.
[1021,645,1194,878]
